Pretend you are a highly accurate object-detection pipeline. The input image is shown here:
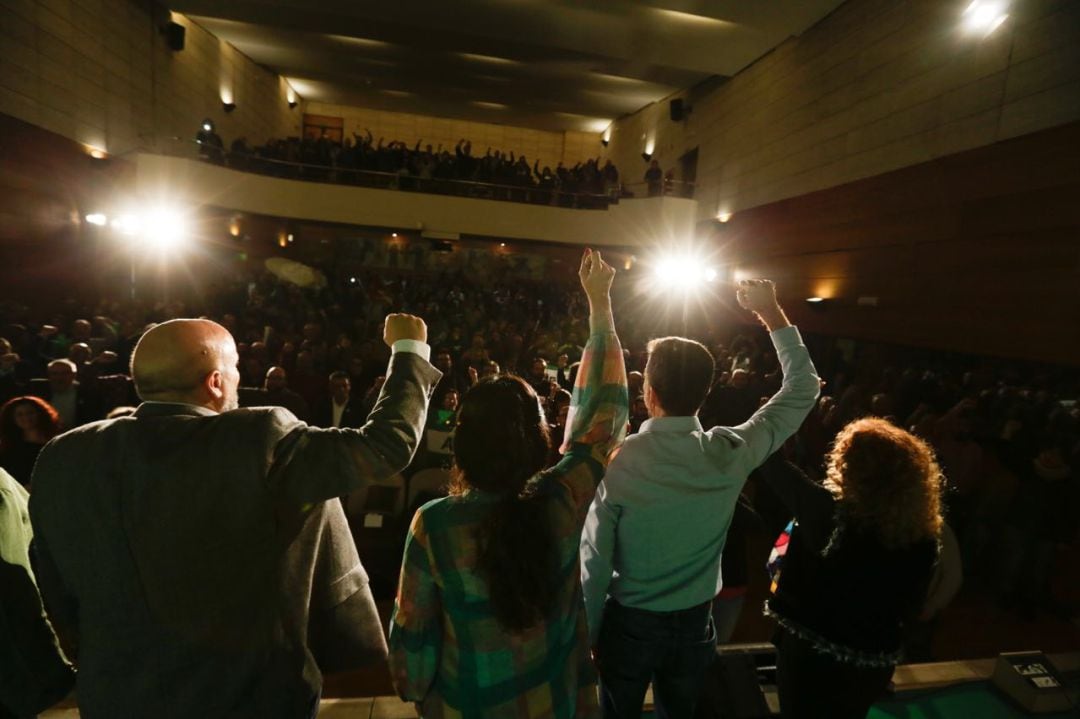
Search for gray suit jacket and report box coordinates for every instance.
[29,351,440,719]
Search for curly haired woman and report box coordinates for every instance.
[760,418,944,719]
[0,396,62,488]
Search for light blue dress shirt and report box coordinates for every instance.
[580,325,820,643]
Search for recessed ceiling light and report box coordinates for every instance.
[591,72,651,86]
[458,52,519,66]
[326,34,392,49]
[652,8,736,27]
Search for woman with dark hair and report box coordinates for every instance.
[762,418,944,718]
[390,249,627,717]
[0,396,62,488]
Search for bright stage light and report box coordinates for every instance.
[142,206,188,252]
[111,214,143,235]
[109,206,189,252]
[962,1,1008,36]
[85,213,108,226]
[651,255,720,289]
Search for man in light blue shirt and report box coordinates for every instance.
[581,279,820,718]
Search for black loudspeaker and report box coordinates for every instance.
[670,97,685,122]
[164,22,185,51]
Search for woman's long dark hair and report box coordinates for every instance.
[0,396,61,452]
[452,375,559,633]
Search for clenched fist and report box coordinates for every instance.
[735,279,779,313]
[735,279,790,331]
[383,313,427,347]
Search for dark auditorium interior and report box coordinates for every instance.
[1,1,1078,717]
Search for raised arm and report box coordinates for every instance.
[537,251,627,520]
[726,280,820,471]
[559,249,626,463]
[270,314,442,506]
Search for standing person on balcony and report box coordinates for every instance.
[644,160,663,196]
[389,249,628,718]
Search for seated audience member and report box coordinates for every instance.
[0,396,62,488]
[29,314,440,719]
[315,370,364,428]
[426,388,459,431]
[478,359,500,380]
[0,340,28,405]
[30,359,100,429]
[0,467,74,718]
[263,366,311,422]
[759,420,943,719]
[430,349,468,408]
[524,355,554,397]
[581,279,819,719]
[389,250,627,718]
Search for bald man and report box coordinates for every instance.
[28,315,440,719]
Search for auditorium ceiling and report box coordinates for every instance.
[170,0,847,133]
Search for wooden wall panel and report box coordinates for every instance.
[717,121,1080,366]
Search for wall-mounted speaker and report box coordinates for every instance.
[670,97,688,122]
[164,22,185,51]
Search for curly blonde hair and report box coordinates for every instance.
[825,417,944,550]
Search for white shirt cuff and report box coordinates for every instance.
[391,339,431,362]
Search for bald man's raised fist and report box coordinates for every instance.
[383,313,427,347]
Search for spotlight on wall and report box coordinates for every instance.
[85,213,108,226]
[716,210,732,223]
[222,101,237,113]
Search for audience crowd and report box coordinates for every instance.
[199,124,624,207]
[1,251,1077,716]
[3,261,1076,618]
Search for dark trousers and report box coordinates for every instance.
[774,631,893,719]
[597,598,716,719]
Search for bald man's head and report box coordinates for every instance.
[131,319,240,412]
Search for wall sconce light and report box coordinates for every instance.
[641,135,655,162]
[288,100,298,109]
[601,125,612,147]
[223,101,237,113]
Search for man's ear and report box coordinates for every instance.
[643,381,658,417]
[206,369,225,402]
